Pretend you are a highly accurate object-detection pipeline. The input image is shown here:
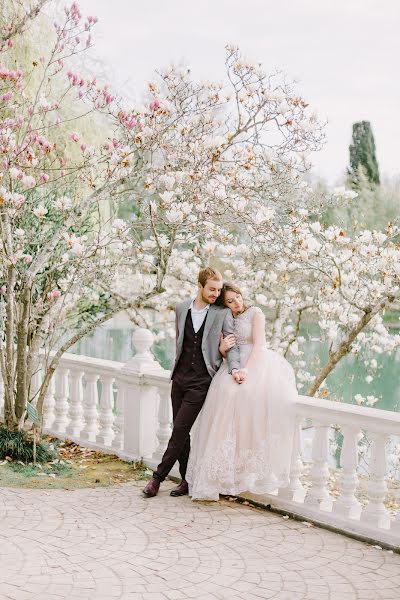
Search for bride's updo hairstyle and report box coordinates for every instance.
[216,282,250,313]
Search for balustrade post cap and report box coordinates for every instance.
[131,327,154,352]
[121,327,167,376]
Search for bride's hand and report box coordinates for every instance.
[232,368,247,384]
[219,333,236,356]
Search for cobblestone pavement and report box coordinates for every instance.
[0,480,399,600]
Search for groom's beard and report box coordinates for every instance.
[201,291,218,304]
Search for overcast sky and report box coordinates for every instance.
[75,0,399,183]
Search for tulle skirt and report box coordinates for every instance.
[186,344,297,501]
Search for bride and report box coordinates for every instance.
[186,283,298,501]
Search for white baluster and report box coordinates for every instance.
[304,423,331,509]
[66,368,84,437]
[278,417,306,502]
[333,425,361,519]
[152,383,172,463]
[112,384,124,452]
[96,375,115,446]
[52,367,70,434]
[361,433,390,529]
[80,371,99,442]
[42,375,56,431]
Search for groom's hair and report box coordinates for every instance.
[198,266,222,287]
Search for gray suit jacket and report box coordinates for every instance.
[172,299,241,379]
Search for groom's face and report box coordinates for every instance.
[199,278,223,304]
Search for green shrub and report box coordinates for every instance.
[0,427,55,463]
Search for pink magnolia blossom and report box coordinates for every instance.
[23,254,33,264]
[0,286,6,295]
[40,173,49,183]
[149,99,161,112]
[70,132,80,142]
[104,92,113,105]
[1,91,12,103]
[47,289,61,301]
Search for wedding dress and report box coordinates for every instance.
[186,306,297,501]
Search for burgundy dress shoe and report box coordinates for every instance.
[170,480,189,497]
[142,477,161,497]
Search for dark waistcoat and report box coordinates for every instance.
[173,310,210,383]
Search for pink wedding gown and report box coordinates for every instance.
[186,306,297,501]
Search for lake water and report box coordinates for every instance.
[72,318,400,413]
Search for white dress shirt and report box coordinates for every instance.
[189,299,210,333]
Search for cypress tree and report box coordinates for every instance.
[348,121,380,187]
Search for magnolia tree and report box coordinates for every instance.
[152,200,400,403]
[0,1,327,432]
[240,217,400,400]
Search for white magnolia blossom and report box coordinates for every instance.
[54,196,73,211]
[33,205,48,219]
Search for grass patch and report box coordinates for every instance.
[0,438,150,489]
[6,460,73,478]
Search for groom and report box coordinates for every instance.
[143,266,240,498]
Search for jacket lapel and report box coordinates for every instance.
[203,304,218,341]
[177,299,191,346]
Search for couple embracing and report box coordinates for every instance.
[143,266,297,501]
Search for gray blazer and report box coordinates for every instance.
[172,299,241,379]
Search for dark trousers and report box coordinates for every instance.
[154,374,211,481]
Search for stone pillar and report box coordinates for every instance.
[119,328,170,462]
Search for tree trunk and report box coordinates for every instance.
[306,299,389,397]
[15,286,31,422]
[4,265,17,430]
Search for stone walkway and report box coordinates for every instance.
[0,480,399,600]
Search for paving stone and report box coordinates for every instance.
[0,480,398,600]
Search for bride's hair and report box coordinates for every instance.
[216,282,250,312]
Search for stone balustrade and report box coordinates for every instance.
[0,327,399,548]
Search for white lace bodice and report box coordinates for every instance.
[233,306,263,346]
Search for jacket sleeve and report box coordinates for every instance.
[222,311,241,374]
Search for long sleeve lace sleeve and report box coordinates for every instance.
[244,307,266,369]
[223,310,241,373]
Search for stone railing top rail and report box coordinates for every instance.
[58,352,123,373]
[297,395,400,433]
